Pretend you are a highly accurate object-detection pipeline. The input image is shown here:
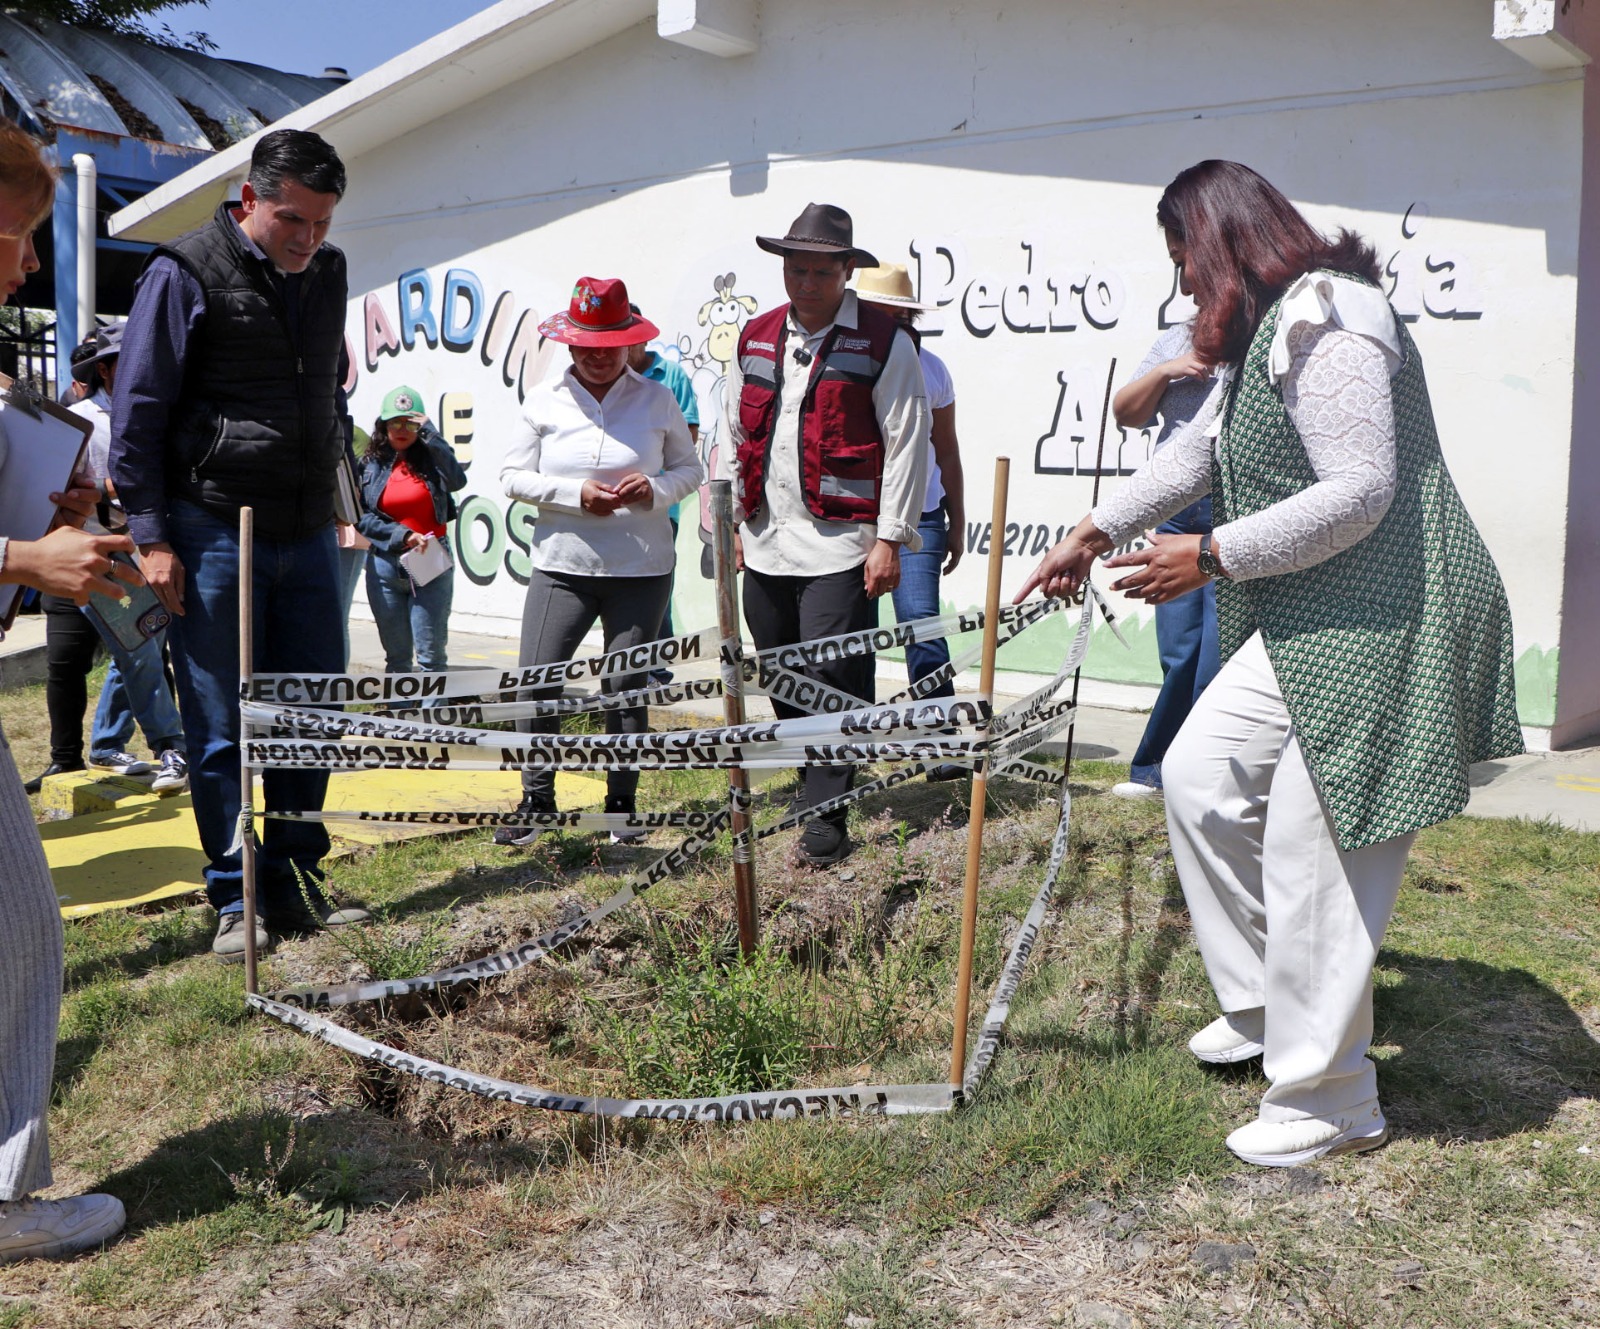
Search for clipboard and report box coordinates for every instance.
[0,371,93,630]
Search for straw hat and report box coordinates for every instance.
[851,263,936,311]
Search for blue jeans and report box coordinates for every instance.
[337,544,367,662]
[890,506,953,698]
[88,631,183,761]
[364,548,453,676]
[1128,497,1221,788]
[164,500,342,913]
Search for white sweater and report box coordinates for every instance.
[1092,274,1403,581]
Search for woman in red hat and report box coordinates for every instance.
[495,277,701,846]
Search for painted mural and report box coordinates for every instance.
[342,197,1555,724]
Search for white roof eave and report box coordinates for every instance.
[107,0,655,242]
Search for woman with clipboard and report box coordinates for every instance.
[0,120,133,1261]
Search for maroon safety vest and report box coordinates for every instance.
[734,302,899,524]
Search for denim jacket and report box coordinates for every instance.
[356,426,470,556]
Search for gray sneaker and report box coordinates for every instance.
[0,1194,125,1263]
[212,910,271,963]
[89,750,151,778]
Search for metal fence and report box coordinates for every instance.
[0,318,58,397]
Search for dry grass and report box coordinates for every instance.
[0,663,1596,1326]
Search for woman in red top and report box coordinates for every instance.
[356,385,469,679]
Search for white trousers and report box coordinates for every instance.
[1163,633,1415,1122]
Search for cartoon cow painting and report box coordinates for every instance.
[684,273,761,563]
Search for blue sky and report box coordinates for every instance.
[158,1,490,78]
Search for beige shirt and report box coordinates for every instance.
[720,292,928,577]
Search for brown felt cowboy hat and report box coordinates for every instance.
[538,276,659,347]
[755,202,878,267]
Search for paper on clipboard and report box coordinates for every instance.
[0,374,92,629]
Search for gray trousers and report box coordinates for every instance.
[516,568,672,806]
[0,721,62,1200]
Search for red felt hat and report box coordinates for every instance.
[538,277,659,347]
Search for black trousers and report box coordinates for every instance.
[41,594,102,767]
[515,568,673,806]
[742,564,876,819]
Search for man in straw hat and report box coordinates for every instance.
[852,263,969,782]
[721,203,929,867]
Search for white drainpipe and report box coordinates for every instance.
[72,153,96,344]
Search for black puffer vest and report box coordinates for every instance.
[151,201,348,541]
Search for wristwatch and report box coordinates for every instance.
[1196,533,1226,580]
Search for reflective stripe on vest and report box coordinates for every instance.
[735,303,898,525]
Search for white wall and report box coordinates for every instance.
[329,0,1585,726]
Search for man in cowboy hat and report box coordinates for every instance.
[722,202,930,867]
[109,129,370,961]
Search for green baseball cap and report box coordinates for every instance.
[379,385,426,421]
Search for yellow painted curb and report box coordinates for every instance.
[43,767,606,919]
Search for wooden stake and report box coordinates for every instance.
[239,505,259,995]
[949,456,1010,1087]
[1062,358,1117,784]
[709,480,760,957]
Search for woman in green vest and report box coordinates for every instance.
[1018,160,1522,1167]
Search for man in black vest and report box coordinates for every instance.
[110,129,369,961]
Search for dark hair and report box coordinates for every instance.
[1156,160,1380,365]
[364,416,397,462]
[364,415,433,468]
[249,129,347,201]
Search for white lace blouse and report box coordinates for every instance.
[1091,273,1403,581]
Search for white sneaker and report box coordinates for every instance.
[1226,1102,1389,1168]
[150,749,188,793]
[1188,1010,1266,1064]
[89,751,151,778]
[1110,781,1162,800]
[0,1193,126,1263]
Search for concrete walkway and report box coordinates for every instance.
[2,608,1595,834]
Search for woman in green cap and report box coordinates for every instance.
[357,385,468,681]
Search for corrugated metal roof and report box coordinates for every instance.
[0,13,339,149]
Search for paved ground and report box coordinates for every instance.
[2,609,1595,833]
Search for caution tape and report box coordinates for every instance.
[960,780,1072,1097]
[251,584,1120,1120]
[244,599,1072,710]
[248,995,955,1120]
[246,696,989,751]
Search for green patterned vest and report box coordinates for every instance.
[1213,278,1523,849]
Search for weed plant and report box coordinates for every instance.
[585,928,814,1097]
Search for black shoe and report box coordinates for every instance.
[926,763,971,783]
[264,894,372,938]
[797,816,852,867]
[605,793,646,845]
[24,761,84,795]
[494,792,558,846]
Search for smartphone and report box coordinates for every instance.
[82,552,171,653]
